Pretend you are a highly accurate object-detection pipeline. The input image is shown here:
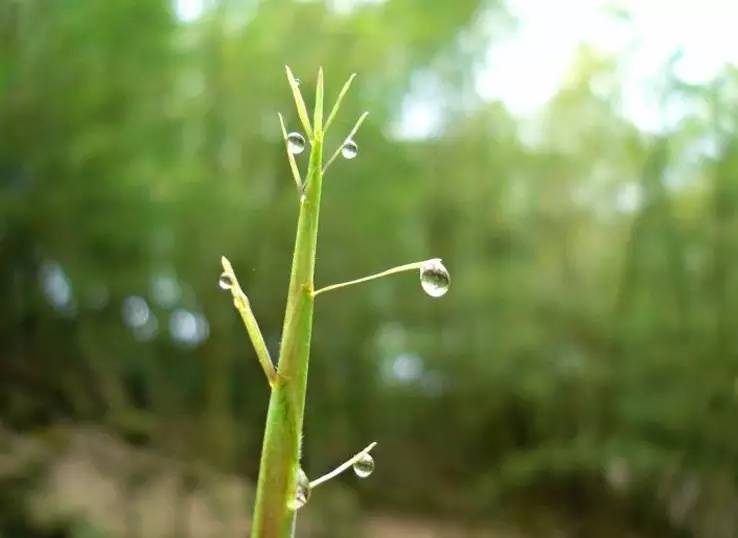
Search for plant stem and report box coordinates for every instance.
[309,441,377,489]
[250,71,324,538]
[313,260,429,297]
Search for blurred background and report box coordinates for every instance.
[1,0,738,536]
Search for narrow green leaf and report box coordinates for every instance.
[220,256,278,386]
[313,67,324,136]
[323,111,369,173]
[278,112,303,192]
[285,65,313,139]
[325,73,356,132]
[344,110,369,143]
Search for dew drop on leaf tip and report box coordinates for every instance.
[218,272,233,291]
[287,132,306,154]
[419,258,450,298]
[352,453,375,478]
[341,139,358,159]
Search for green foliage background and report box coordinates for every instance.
[1,0,737,536]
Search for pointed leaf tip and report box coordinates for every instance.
[325,72,359,132]
[285,65,313,138]
[314,68,325,133]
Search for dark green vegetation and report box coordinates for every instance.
[1,1,738,536]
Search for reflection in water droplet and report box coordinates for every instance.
[341,139,358,159]
[353,453,375,478]
[419,259,450,298]
[290,468,311,510]
[218,272,233,290]
[286,132,306,154]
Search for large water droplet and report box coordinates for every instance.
[341,139,358,159]
[290,468,311,510]
[352,453,375,478]
[218,272,233,291]
[419,259,450,298]
[286,132,306,154]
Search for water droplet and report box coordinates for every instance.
[294,78,301,87]
[290,468,311,510]
[419,259,450,298]
[341,139,358,159]
[218,272,233,290]
[286,132,306,154]
[353,453,375,478]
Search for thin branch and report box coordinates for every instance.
[325,73,356,132]
[309,442,378,489]
[313,259,427,297]
[220,256,278,386]
[278,112,303,193]
[323,111,369,173]
[285,65,313,139]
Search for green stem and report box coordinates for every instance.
[313,260,428,297]
[250,77,324,537]
[308,441,377,489]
